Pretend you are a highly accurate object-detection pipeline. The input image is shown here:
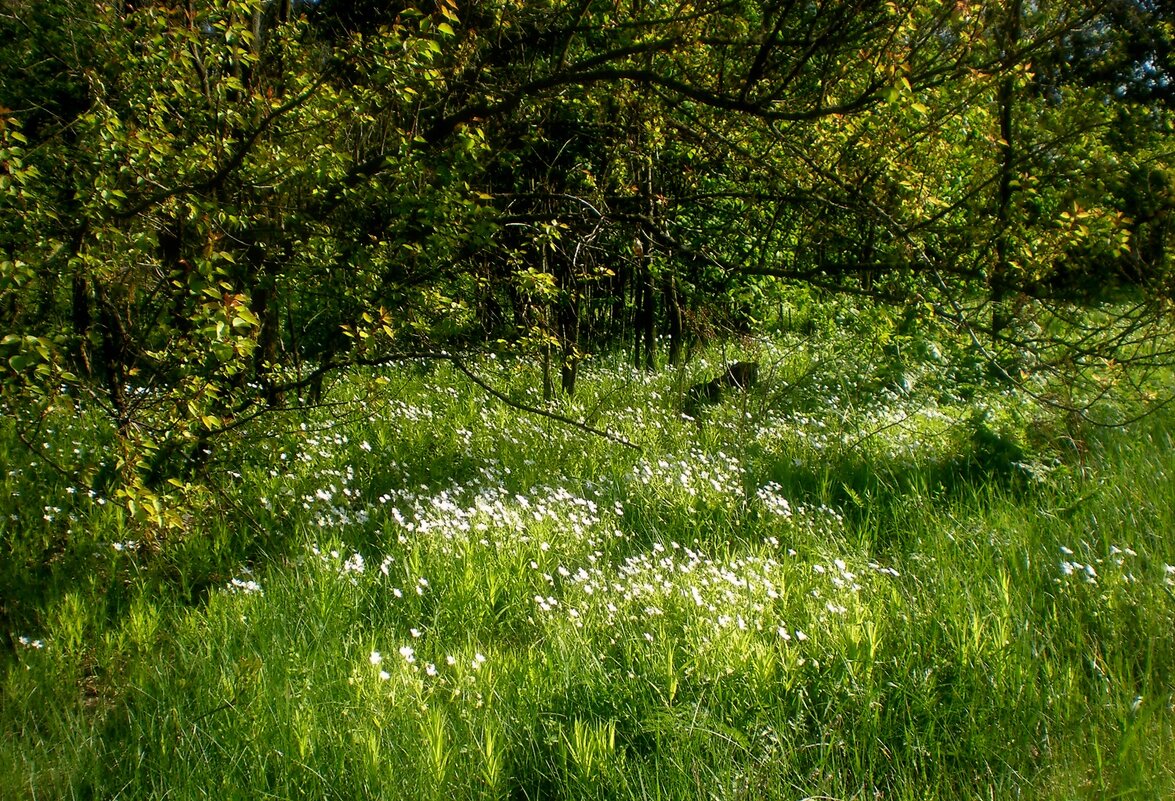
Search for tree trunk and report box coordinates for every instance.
[641,261,656,371]
[95,287,130,433]
[664,272,682,367]
[632,241,645,370]
[252,281,282,405]
[542,342,554,401]
[70,272,93,378]
[558,264,580,396]
[992,0,1022,341]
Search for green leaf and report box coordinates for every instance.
[234,307,260,327]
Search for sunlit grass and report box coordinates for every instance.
[2,325,1172,799]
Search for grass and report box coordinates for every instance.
[1,322,1173,799]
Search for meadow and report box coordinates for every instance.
[2,312,1173,800]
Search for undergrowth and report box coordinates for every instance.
[2,322,1172,800]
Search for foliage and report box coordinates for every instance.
[1,1,1173,522]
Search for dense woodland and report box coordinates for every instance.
[2,0,1173,506]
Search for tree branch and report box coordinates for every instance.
[448,358,642,451]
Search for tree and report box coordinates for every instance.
[2,0,1171,527]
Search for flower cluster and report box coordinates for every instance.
[754,483,792,518]
[310,545,369,584]
[226,577,263,595]
[631,449,743,502]
[364,644,489,690]
[527,536,900,648]
[1052,543,1175,591]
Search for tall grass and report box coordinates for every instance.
[2,328,1172,799]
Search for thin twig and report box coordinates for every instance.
[448,358,642,452]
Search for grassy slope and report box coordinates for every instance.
[2,335,1173,800]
